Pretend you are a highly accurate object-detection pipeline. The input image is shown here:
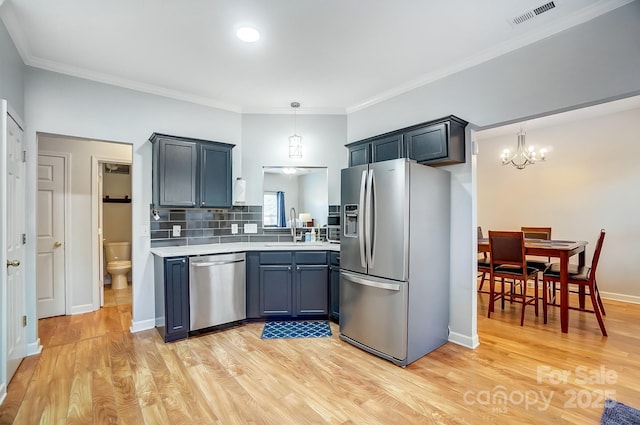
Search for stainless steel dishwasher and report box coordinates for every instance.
[189,252,246,331]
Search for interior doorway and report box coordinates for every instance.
[36,134,133,318]
[96,158,133,307]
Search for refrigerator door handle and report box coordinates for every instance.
[341,271,400,291]
[358,169,367,268]
[366,168,376,268]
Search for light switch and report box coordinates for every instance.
[172,225,181,237]
[244,223,257,234]
[231,223,238,234]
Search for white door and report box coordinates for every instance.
[3,101,26,382]
[98,163,104,307]
[36,154,66,318]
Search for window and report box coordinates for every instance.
[263,192,278,227]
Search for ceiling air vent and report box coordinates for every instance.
[510,1,557,26]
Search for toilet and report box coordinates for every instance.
[104,241,131,290]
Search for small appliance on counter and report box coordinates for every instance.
[327,214,340,243]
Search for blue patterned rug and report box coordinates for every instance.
[260,320,332,339]
[601,399,640,424]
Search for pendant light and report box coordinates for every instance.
[289,102,302,158]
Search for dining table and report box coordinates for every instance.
[478,238,588,333]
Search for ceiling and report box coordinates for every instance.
[0,0,632,114]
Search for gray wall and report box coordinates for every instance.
[241,113,347,207]
[0,14,24,117]
[348,1,640,140]
[24,67,242,341]
[346,1,640,348]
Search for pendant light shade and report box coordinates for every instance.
[289,102,302,158]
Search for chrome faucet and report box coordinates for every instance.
[290,207,297,242]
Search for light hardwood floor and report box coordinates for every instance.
[1,283,639,424]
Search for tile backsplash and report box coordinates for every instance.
[150,205,340,247]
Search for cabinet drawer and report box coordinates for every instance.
[259,251,293,265]
[330,252,340,266]
[294,251,327,265]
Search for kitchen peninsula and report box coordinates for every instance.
[151,242,340,342]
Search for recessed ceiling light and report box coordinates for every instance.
[236,27,260,43]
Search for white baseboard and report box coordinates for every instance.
[0,383,6,407]
[26,338,42,356]
[600,291,640,305]
[130,318,155,333]
[448,331,480,349]
[70,304,95,315]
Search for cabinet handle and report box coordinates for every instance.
[182,259,186,263]
[288,266,291,271]
[297,266,300,271]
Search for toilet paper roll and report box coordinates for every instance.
[233,178,246,205]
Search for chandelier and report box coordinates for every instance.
[501,125,546,170]
[288,102,302,158]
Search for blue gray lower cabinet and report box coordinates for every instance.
[329,252,340,322]
[154,256,190,342]
[246,251,329,319]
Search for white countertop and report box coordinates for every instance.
[150,241,340,257]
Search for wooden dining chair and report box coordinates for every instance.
[477,226,490,293]
[543,229,607,336]
[521,226,552,271]
[487,231,540,326]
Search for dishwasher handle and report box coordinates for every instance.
[191,259,245,267]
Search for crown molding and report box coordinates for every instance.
[2,0,632,115]
[26,55,243,112]
[241,106,346,115]
[346,0,634,114]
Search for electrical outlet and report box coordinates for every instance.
[172,225,181,237]
[244,223,257,234]
[231,223,238,234]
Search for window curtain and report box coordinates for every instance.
[276,191,286,227]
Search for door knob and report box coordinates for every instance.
[6,260,20,267]
[54,241,62,248]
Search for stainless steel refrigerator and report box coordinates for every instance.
[339,158,450,366]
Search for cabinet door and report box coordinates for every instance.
[329,264,340,321]
[260,265,293,316]
[200,143,232,208]
[245,252,261,319]
[405,122,448,163]
[296,265,328,316]
[371,134,403,163]
[157,138,197,207]
[164,257,189,341]
[348,143,370,167]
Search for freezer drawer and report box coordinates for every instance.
[339,271,408,361]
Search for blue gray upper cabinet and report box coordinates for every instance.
[150,133,235,208]
[346,115,467,167]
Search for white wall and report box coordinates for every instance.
[477,104,640,301]
[24,67,242,341]
[39,135,132,310]
[241,114,347,207]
